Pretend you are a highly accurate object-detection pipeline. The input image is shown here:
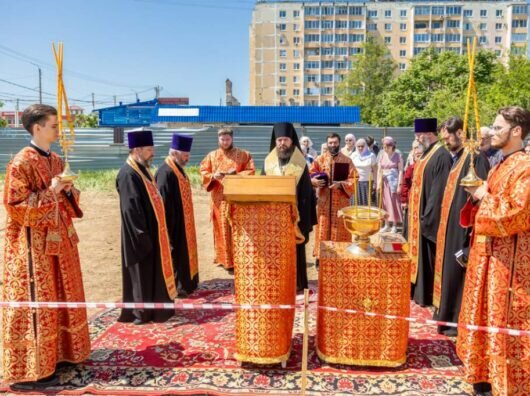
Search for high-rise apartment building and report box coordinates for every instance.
[249,0,529,106]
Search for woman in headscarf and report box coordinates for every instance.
[377,136,403,233]
[340,133,356,157]
[401,140,424,239]
[351,138,377,206]
[300,136,318,165]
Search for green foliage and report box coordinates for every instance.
[338,46,530,127]
[337,37,396,126]
[73,113,99,128]
[0,101,7,128]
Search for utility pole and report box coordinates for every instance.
[135,92,139,101]
[91,93,95,110]
[15,99,20,127]
[113,95,117,106]
[38,67,42,104]
[154,85,161,98]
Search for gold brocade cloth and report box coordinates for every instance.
[230,202,297,364]
[317,242,410,367]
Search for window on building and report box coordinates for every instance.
[322,60,333,69]
[322,20,333,29]
[279,23,287,31]
[304,21,319,30]
[321,87,333,95]
[280,63,287,71]
[305,74,318,82]
[446,33,461,42]
[399,49,406,57]
[480,23,487,30]
[495,36,502,44]
[385,23,392,31]
[400,37,407,44]
[293,37,301,45]
[337,6,348,15]
[293,24,299,31]
[335,47,348,56]
[293,10,300,17]
[322,33,334,42]
[464,23,472,31]
[305,6,320,16]
[480,9,487,17]
[431,33,444,42]
[512,33,527,42]
[385,36,391,44]
[399,63,406,71]
[400,9,407,18]
[350,47,363,55]
[495,23,503,30]
[400,23,407,31]
[305,61,320,69]
[368,10,378,18]
[349,6,363,16]
[446,20,460,28]
[293,76,299,83]
[322,47,333,55]
[335,74,345,82]
[512,46,525,55]
[413,47,425,55]
[513,5,528,14]
[479,36,487,44]
[304,34,320,42]
[495,49,502,57]
[279,36,286,45]
[336,20,348,29]
[350,20,363,29]
[446,6,462,16]
[414,33,430,42]
[279,10,286,18]
[432,21,442,29]
[335,34,348,42]
[415,6,430,16]
[293,89,300,96]
[415,22,428,29]
[463,9,472,17]
[367,23,377,31]
[321,74,333,82]
[432,6,444,16]
[496,10,503,18]
[385,10,392,18]
[279,76,286,84]
[322,6,334,16]
[293,50,300,57]
[279,89,286,96]
[305,88,320,95]
[280,49,286,57]
[512,19,528,28]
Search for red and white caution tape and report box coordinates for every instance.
[319,306,530,337]
[0,300,528,337]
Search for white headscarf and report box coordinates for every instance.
[356,138,371,158]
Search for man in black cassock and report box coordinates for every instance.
[434,117,489,336]
[116,129,176,324]
[409,118,452,307]
[263,122,317,291]
[156,134,199,297]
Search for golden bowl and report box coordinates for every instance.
[338,206,386,256]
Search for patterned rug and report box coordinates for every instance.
[0,280,473,395]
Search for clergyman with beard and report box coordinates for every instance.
[200,127,255,271]
[310,133,357,261]
[263,123,317,291]
[116,129,178,324]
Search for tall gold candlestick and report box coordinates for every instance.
[368,173,372,215]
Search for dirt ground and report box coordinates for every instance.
[0,187,318,378]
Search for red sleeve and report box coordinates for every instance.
[400,163,415,204]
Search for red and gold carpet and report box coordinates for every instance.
[0,280,473,395]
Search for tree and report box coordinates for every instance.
[73,113,98,128]
[378,48,500,127]
[337,37,396,126]
[0,101,7,128]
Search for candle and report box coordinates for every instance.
[354,179,358,216]
[368,173,372,215]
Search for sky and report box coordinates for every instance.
[0,0,256,111]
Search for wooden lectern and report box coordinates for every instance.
[223,175,298,366]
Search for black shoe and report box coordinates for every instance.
[227,268,235,275]
[11,373,60,390]
[177,288,189,298]
[57,361,76,370]
[473,382,492,395]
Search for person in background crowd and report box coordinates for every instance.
[300,136,318,165]
[401,140,424,239]
[377,136,403,233]
[351,138,377,206]
[341,133,356,157]
[365,135,380,156]
[479,126,503,168]
[525,139,530,155]
[320,142,328,156]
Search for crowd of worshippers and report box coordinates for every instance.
[2,103,530,396]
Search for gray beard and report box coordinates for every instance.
[277,146,294,161]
